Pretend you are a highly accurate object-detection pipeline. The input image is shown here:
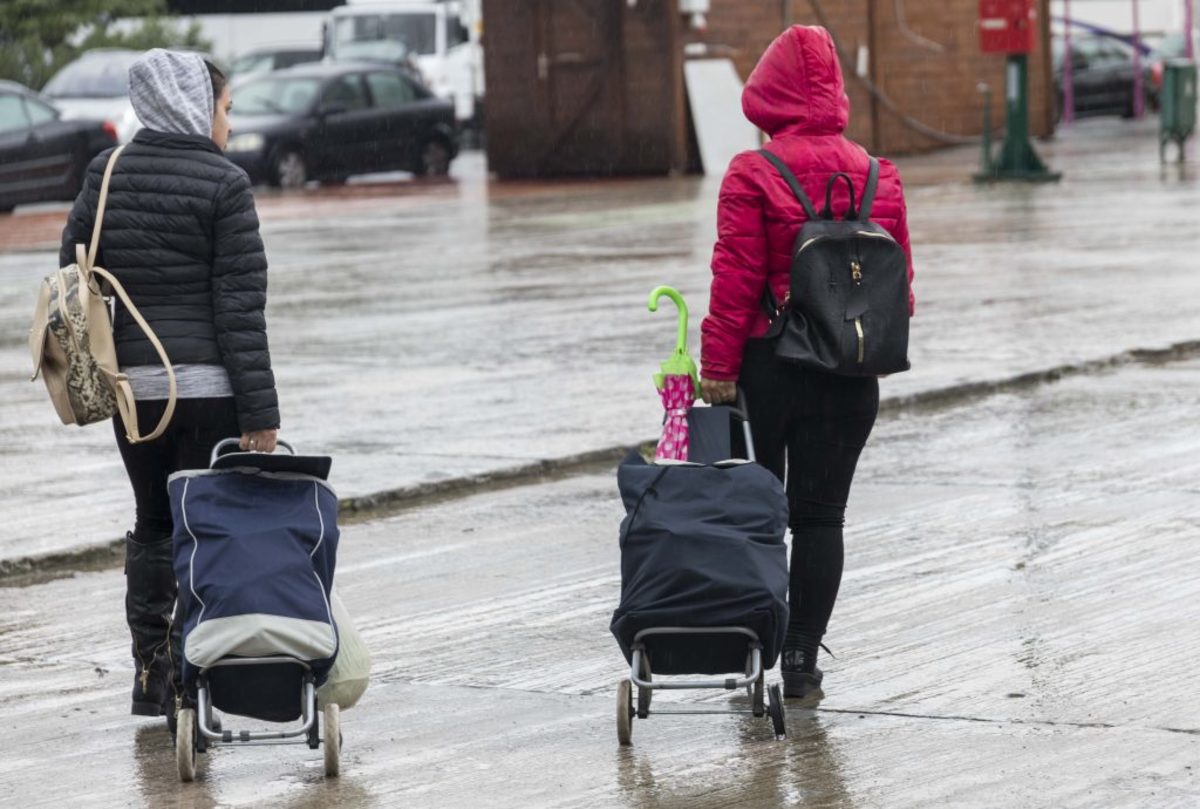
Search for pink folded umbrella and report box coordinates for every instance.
[655,373,695,462]
[647,286,700,462]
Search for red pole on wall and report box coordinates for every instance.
[1132,0,1145,118]
[1187,0,1195,60]
[1063,0,1075,124]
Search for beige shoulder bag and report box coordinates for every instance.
[29,146,177,443]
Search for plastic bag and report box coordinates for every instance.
[317,588,370,709]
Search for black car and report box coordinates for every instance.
[226,62,458,188]
[1053,35,1140,119]
[0,81,118,213]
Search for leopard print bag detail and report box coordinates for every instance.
[29,146,177,444]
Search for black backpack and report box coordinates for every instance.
[757,149,910,377]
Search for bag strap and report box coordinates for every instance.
[821,173,858,221]
[84,145,127,271]
[84,145,176,444]
[858,157,880,222]
[756,149,819,221]
[90,265,177,443]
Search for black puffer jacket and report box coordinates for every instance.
[60,129,279,433]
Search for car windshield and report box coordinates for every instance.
[233,77,322,115]
[43,52,139,98]
[336,40,413,63]
[333,13,437,57]
[231,53,277,76]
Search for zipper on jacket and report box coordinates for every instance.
[851,259,865,364]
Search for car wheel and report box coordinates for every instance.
[0,204,15,215]
[416,139,452,177]
[1121,90,1137,119]
[271,148,308,189]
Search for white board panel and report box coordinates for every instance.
[684,58,761,176]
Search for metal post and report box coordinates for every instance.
[975,54,1061,181]
[979,82,993,172]
[1133,0,1145,118]
[1063,0,1075,124]
[1187,0,1196,60]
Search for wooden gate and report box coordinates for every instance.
[484,0,685,178]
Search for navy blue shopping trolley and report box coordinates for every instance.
[167,439,342,780]
[610,398,791,744]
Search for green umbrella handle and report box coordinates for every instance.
[648,285,689,355]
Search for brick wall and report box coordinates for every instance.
[688,0,1055,156]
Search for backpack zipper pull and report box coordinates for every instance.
[851,260,865,363]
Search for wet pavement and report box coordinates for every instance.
[3,117,1200,567]
[1,356,1198,807]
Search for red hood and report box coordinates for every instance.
[741,26,850,138]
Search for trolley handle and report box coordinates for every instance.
[210,437,296,467]
[726,387,756,464]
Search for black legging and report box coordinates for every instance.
[114,398,241,542]
[738,339,879,654]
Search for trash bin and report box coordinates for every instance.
[1160,59,1197,162]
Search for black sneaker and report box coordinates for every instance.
[780,644,832,703]
[781,667,825,702]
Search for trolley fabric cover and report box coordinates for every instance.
[610,450,790,673]
[168,466,340,691]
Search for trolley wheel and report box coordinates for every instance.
[175,708,197,782]
[323,703,341,777]
[752,672,765,718]
[768,683,786,739]
[616,680,634,746]
[636,653,652,719]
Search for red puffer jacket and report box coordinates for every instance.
[700,25,915,382]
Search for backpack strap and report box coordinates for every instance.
[85,145,126,270]
[858,157,880,222]
[756,149,819,221]
[91,265,177,444]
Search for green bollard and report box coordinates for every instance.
[975,54,1061,182]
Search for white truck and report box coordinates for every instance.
[324,0,484,129]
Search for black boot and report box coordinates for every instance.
[124,532,178,717]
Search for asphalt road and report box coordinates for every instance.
[2,356,1197,807]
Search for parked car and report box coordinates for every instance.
[225,62,458,187]
[0,81,118,213]
[41,49,143,142]
[1053,34,1139,119]
[324,1,484,129]
[42,48,222,143]
[230,46,323,78]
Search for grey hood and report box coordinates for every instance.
[128,49,213,137]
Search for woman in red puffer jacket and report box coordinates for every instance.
[700,25,914,703]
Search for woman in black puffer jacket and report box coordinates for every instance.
[59,49,279,723]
